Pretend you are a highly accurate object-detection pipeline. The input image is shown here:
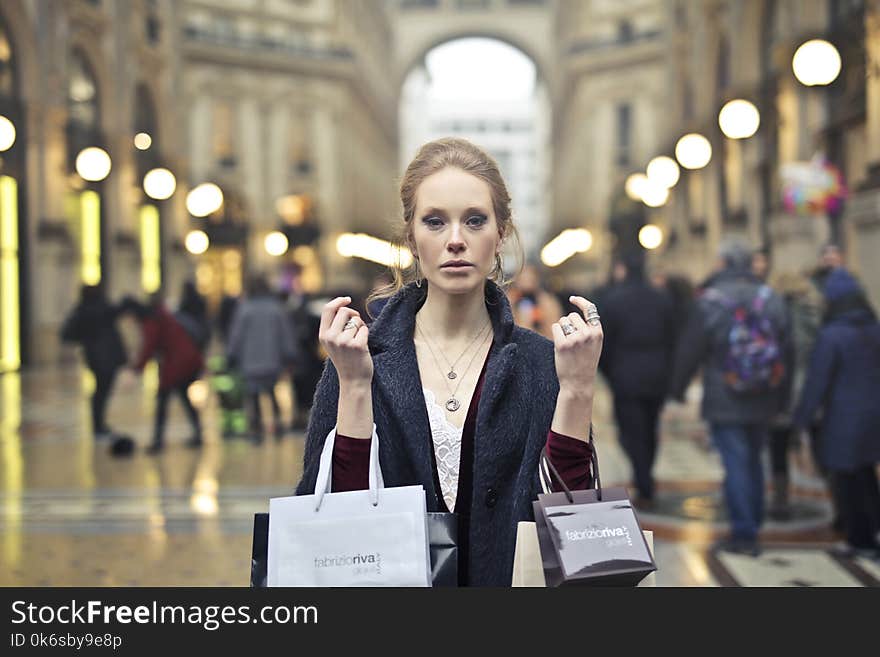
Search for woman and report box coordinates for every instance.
[126,293,205,454]
[295,138,603,586]
[793,268,880,558]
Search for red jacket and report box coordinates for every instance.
[133,305,204,390]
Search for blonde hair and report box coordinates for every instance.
[367,137,523,317]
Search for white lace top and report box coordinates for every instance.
[423,388,464,512]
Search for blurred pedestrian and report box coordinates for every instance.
[653,271,696,348]
[60,284,127,441]
[216,293,239,345]
[766,270,822,520]
[793,269,880,559]
[751,247,770,283]
[507,262,563,340]
[125,292,205,454]
[227,275,296,442]
[669,239,791,556]
[176,281,211,353]
[599,255,676,508]
[284,275,324,432]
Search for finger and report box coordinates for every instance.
[329,307,360,337]
[550,322,565,347]
[568,296,598,316]
[351,323,370,349]
[320,296,352,335]
[567,312,588,332]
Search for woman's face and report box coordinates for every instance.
[411,167,502,296]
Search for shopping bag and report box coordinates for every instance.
[533,436,656,586]
[267,425,432,587]
[252,510,458,587]
[512,522,656,587]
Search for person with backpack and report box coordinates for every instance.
[792,269,880,560]
[669,239,791,556]
[125,292,205,454]
[60,284,127,441]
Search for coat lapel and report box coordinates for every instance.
[369,284,436,495]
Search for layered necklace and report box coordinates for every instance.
[416,320,492,412]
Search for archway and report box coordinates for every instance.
[398,37,552,264]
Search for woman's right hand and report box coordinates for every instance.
[318,296,372,387]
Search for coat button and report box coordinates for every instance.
[485,487,498,508]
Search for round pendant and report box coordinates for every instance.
[445,397,461,412]
[447,371,457,380]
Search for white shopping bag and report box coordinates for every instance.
[267,425,432,587]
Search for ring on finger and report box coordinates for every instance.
[343,318,359,332]
[560,322,577,336]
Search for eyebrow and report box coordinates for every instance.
[419,206,490,218]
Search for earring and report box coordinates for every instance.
[493,253,504,278]
[414,259,422,288]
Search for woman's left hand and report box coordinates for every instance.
[551,296,603,397]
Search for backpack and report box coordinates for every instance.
[707,285,785,393]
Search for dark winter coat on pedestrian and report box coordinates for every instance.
[598,277,676,398]
[792,272,880,471]
[61,297,127,375]
[668,268,791,424]
[295,280,585,586]
[132,305,204,391]
[226,295,296,382]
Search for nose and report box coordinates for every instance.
[447,223,466,253]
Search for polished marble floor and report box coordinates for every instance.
[0,364,877,587]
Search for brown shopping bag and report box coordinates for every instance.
[512,522,655,587]
[530,436,657,587]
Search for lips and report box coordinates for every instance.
[441,261,473,269]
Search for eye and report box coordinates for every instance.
[421,216,444,229]
[466,214,488,227]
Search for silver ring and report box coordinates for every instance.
[343,318,358,332]
[561,322,577,336]
[587,317,601,327]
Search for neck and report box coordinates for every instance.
[416,281,490,341]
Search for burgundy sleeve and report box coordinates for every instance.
[332,433,372,492]
[545,430,593,490]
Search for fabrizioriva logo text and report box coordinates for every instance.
[565,527,632,545]
[314,553,381,568]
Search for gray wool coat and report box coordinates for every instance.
[295,280,578,586]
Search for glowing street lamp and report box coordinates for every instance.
[134,132,152,150]
[718,99,760,139]
[646,156,680,189]
[625,173,649,201]
[185,229,209,255]
[75,147,112,182]
[792,39,841,87]
[640,181,670,208]
[186,183,224,217]
[264,231,289,256]
[0,115,16,151]
[639,224,663,250]
[143,168,177,200]
[675,133,712,170]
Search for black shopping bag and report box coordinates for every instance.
[534,434,656,587]
[250,511,458,587]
